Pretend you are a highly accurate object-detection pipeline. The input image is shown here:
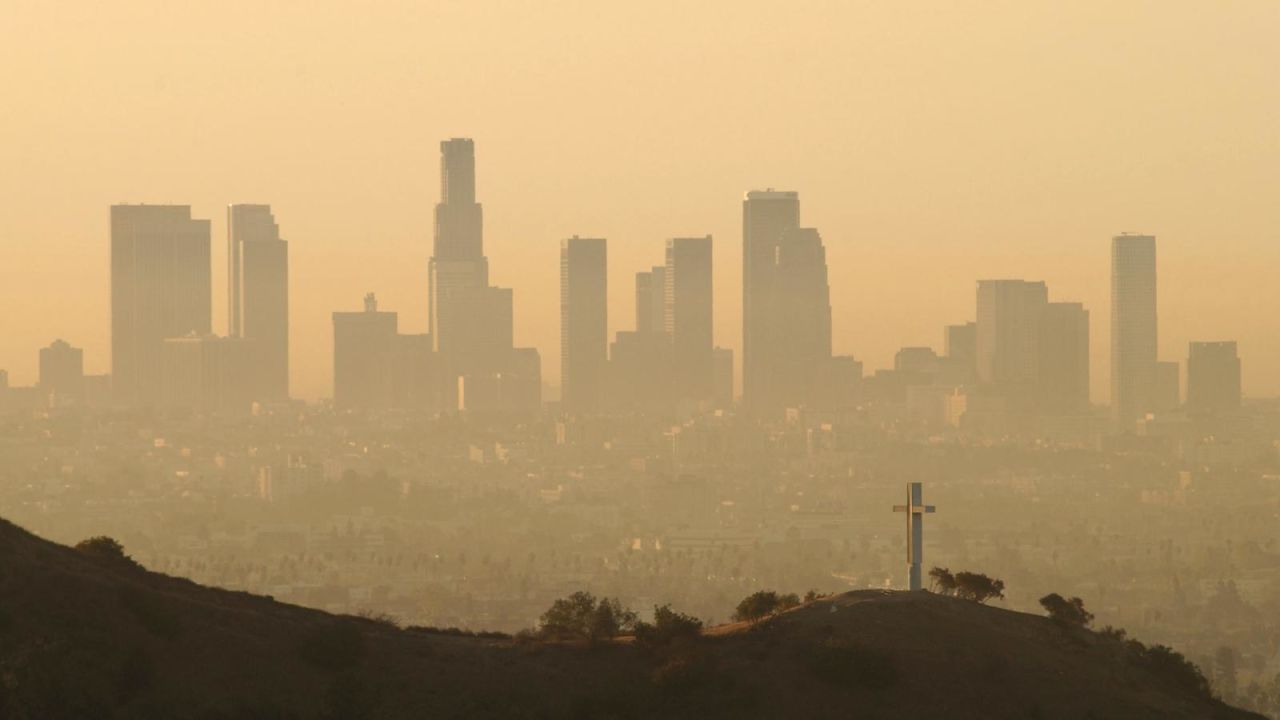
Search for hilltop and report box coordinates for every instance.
[0,518,1265,720]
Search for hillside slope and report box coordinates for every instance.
[0,518,1265,720]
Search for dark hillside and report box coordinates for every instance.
[0,518,1265,719]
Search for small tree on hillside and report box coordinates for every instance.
[634,604,703,648]
[929,567,957,595]
[75,536,139,568]
[734,591,798,623]
[538,591,636,641]
[1039,593,1094,627]
[953,572,1004,604]
[590,597,638,640]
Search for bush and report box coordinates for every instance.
[805,637,897,689]
[1098,625,1128,642]
[1039,593,1094,627]
[929,567,957,595]
[75,536,140,568]
[953,572,1005,603]
[538,591,636,641]
[634,604,703,649]
[732,591,800,623]
[1136,644,1212,699]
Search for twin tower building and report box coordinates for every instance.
[111,203,286,412]
[110,139,841,415]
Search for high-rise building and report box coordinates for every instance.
[1111,234,1158,429]
[774,227,833,408]
[976,280,1048,401]
[635,266,667,335]
[712,347,734,407]
[228,204,289,402]
[943,322,978,383]
[665,236,714,402]
[1037,302,1090,414]
[38,339,84,405]
[391,333,437,411]
[560,237,607,413]
[1153,360,1180,412]
[427,139,519,401]
[814,355,863,411]
[1187,341,1241,413]
[110,205,211,406]
[332,293,398,409]
[161,334,254,413]
[742,190,800,412]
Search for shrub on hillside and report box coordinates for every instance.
[75,536,140,568]
[1136,643,1212,699]
[928,567,957,595]
[634,604,703,649]
[1039,593,1094,627]
[732,591,800,623]
[538,591,636,641]
[953,572,1005,604]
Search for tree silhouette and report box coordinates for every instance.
[1039,593,1094,627]
[953,572,1004,603]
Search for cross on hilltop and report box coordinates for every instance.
[892,482,936,592]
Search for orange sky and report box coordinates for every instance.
[2,1,1277,400]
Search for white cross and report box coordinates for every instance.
[892,482,936,591]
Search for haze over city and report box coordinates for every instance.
[3,3,1280,719]
[2,1,1278,400]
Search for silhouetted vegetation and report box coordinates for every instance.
[538,591,637,641]
[75,536,139,568]
[732,590,801,623]
[1133,643,1213,699]
[1038,593,1094,627]
[405,625,510,640]
[1090,621,1213,700]
[953,572,1005,604]
[928,566,958,595]
[634,604,703,649]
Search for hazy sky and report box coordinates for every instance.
[2,1,1277,401]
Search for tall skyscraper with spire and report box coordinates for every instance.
[428,139,519,404]
[228,204,289,402]
[1111,234,1158,430]
[110,205,211,406]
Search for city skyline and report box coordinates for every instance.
[2,3,1278,401]
[0,165,1270,406]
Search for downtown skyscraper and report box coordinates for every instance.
[228,204,289,402]
[664,236,714,403]
[428,139,516,403]
[560,236,607,414]
[1187,341,1241,414]
[110,205,211,406]
[1111,234,1158,429]
[742,191,832,415]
